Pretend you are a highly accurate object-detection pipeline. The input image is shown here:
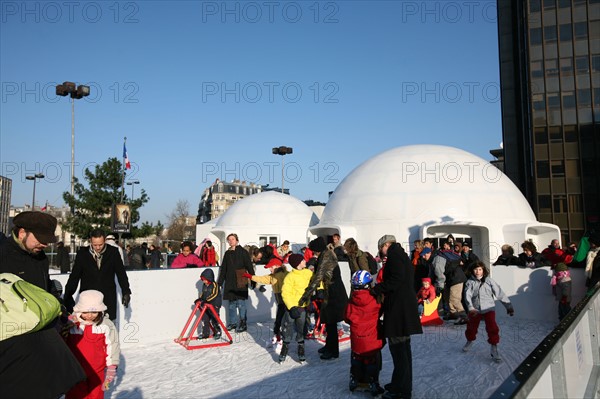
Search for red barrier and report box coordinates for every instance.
[174,303,233,350]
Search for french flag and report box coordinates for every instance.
[123,143,131,170]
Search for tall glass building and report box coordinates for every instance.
[498,0,600,244]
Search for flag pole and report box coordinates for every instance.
[120,136,127,203]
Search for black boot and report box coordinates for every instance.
[349,375,358,392]
[298,341,305,362]
[236,319,247,333]
[369,382,385,396]
[213,326,222,340]
[279,342,289,363]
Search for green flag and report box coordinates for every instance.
[574,236,590,263]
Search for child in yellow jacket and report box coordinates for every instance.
[243,253,288,344]
[279,254,313,363]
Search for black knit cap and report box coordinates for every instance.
[13,211,57,244]
[308,237,326,253]
[288,253,304,269]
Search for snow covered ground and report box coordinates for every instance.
[106,317,555,399]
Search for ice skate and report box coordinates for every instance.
[236,319,247,333]
[349,375,358,392]
[297,342,306,362]
[278,342,289,363]
[491,344,502,362]
[462,340,474,352]
[369,382,385,396]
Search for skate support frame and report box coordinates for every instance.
[307,300,351,344]
[174,302,233,350]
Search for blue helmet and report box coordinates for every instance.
[351,270,373,287]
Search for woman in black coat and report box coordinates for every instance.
[300,237,348,360]
[373,240,422,399]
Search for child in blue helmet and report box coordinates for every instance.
[344,270,385,396]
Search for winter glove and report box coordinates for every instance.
[194,298,203,306]
[299,291,311,307]
[102,365,117,391]
[259,285,267,293]
[59,313,78,339]
[315,289,326,300]
[435,286,443,296]
[242,272,252,279]
[122,294,131,308]
[507,306,515,317]
[468,309,478,319]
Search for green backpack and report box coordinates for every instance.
[0,273,61,341]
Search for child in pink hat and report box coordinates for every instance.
[66,290,120,399]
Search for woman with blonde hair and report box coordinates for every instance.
[343,238,370,274]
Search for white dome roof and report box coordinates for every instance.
[215,191,319,228]
[318,145,536,225]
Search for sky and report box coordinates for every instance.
[1,0,503,224]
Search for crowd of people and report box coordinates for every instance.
[2,210,600,399]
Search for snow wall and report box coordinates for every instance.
[51,263,587,349]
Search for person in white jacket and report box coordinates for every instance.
[462,262,514,361]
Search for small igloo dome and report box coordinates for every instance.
[215,191,319,229]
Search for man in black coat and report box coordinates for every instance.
[372,235,422,399]
[64,229,132,320]
[217,233,254,332]
[0,211,86,398]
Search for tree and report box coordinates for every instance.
[62,157,150,238]
[166,200,191,242]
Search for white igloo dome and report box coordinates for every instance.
[215,191,319,228]
[319,145,536,226]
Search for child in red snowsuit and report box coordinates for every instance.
[344,270,384,396]
[416,277,437,317]
[66,290,120,399]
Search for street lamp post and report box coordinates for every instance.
[56,81,90,253]
[126,180,140,201]
[25,173,45,210]
[272,146,293,193]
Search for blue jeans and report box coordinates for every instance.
[228,299,247,326]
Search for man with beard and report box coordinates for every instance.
[0,211,85,398]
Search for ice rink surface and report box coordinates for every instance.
[106,317,555,399]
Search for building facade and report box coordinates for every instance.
[498,0,600,244]
[0,176,12,236]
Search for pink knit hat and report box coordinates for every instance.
[73,290,107,313]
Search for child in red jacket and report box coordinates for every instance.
[416,277,436,318]
[344,270,384,396]
[66,290,120,399]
